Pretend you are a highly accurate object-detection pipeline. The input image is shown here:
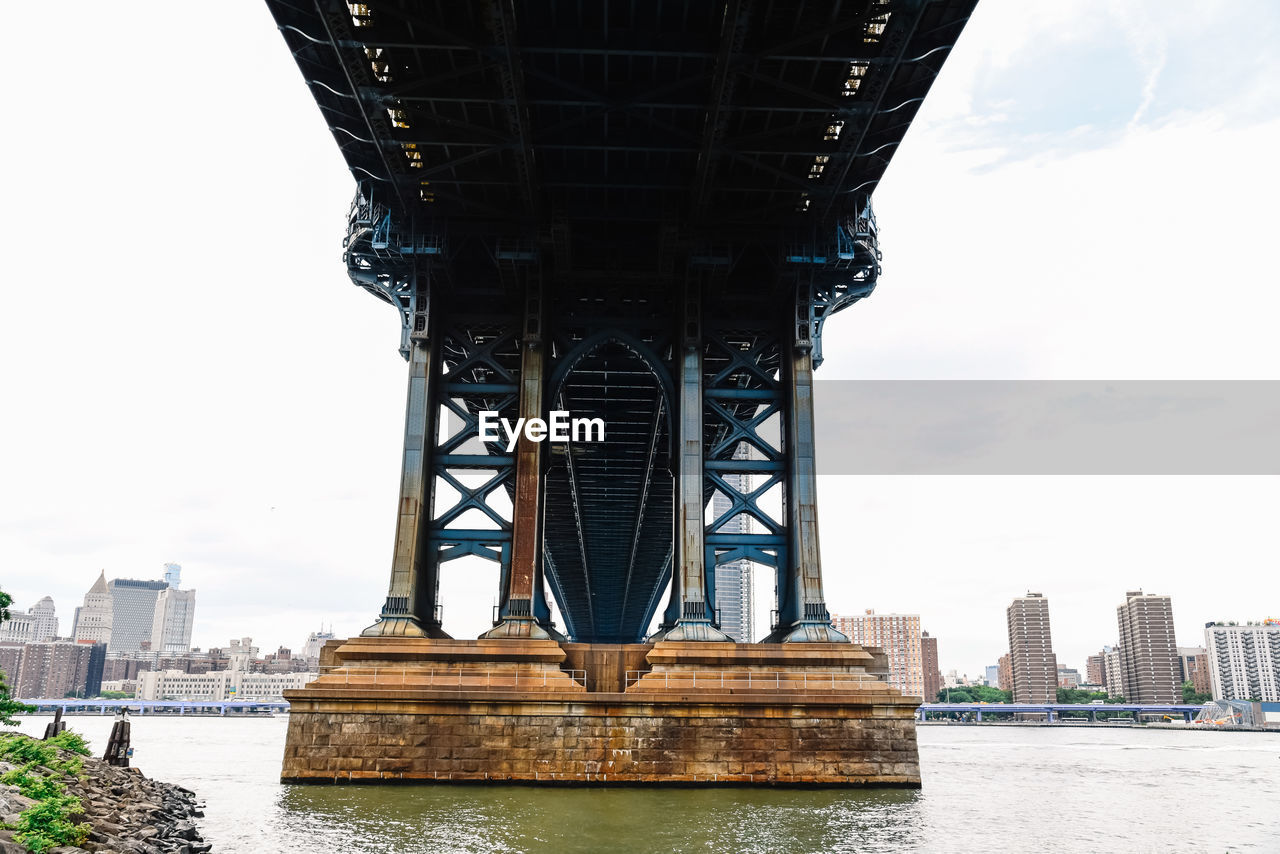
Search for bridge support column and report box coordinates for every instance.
[766,283,847,643]
[664,281,729,642]
[483,279,561,640]
[364,276,448,638]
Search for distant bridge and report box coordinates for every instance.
[20,699,289,716]
[919,703,1206,723]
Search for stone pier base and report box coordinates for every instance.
[281,637,921,786]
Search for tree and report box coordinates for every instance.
[1181,680,1212,705]
[1,585,36,725]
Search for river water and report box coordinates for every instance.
[11,716,1279,852]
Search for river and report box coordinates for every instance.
[10,717,1279,852]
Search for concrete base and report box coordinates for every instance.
[281,637,921,786]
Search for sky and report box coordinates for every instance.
[0,1,1276,678]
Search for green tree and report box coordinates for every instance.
[1,586,36,725]
[1181,680,1212,705]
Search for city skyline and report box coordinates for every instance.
[4,570,1268,684]
[1,0,1276,667]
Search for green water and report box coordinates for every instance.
[14,716,1280,852]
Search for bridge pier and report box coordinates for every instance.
[663,282,731,642]
[482,278,561,640]
[282,637,920,786]
[766,289,847,644]
[363,281,448,639]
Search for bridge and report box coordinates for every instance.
[920,703,1207,723]
[266,0,978,786]
[267,0,975,645]
[21,699,289,716]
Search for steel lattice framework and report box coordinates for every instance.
[266,0,976,643]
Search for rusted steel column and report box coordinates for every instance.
[664,280,730,642]
[767,282,849,643]
[482,279,559,639]
[363,278,447,638]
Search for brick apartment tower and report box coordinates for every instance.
[921,631,941,702]
[1006,593,1058,703]
[1116,590,1180,704]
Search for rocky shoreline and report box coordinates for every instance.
[1,735,210,854]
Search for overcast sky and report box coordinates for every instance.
[1,1,1276,678]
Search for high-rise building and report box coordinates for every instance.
[2,641,106,699]
[921,631,941,702]
[997,653,1012,692]
[710,445,754,643]
[29,597,58,642]
[1104,646,1124,698]
[0,596,59,644]
[107,578,169,654]
[73,571,113,646]
[1006,592,1058,704]
[1086,650,1108,687]
[1115,590,1180,704]
[151,587,197,654]
[164,562,182,588]
[301,628,336,666]
[1204,620,1280,702]
[1177,646,1211,696]
[831,610,924,699]
[983,664,1000,687]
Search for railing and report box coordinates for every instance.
[624,670,877,690]
[317,666,586,689]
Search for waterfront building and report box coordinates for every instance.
[1205,620,1280,702]
[984,664,1000,687]
[73,571,114,646]
[137,668,316,701]
[1006,592,1058,704]
[107,578,169,654]
[150,586,197,654]
[1177,646,1211,696]
[0,640,105,699]
[1116,590,1180,704]
[831,610,924,699]
[997,653,1012,692]
[921,632,941,701]
[709,445,754,643]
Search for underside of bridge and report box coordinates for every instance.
[268,0,977,784]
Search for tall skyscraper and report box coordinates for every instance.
[997,653,1012,692]
[984,664,1000,687]
[1204,620,1280,702]
[29,596,58,642]
[921,631,941,701]
[710,445,754,643]
[73,571,113,646]
[164,562,183,588]
[107,578,169,653]
[1115,590,1179,704]
[1006,592,1058,704]
[151,587,197,654]
[831,610,924,699]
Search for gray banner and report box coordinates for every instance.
[813,381,1280,474]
